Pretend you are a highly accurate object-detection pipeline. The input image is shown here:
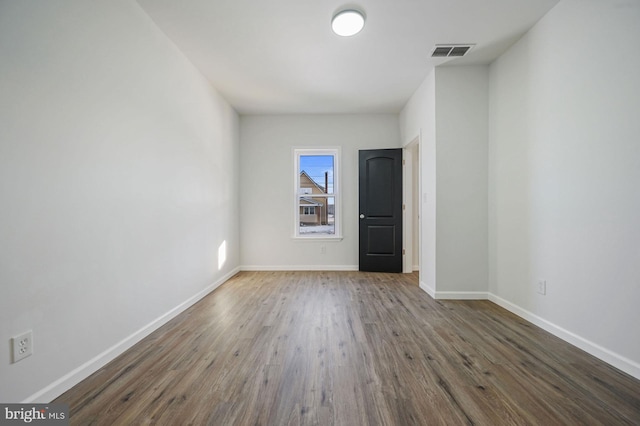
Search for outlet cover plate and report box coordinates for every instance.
[537,280,547,295]
[11,330,33,363]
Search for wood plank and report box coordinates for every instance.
[54,271,640,425]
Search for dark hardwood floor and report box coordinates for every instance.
[54,271,640,425]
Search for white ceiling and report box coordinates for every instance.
[137,0,560,115]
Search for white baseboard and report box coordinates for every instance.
[25,267,241,403]
[434,291,489,300]
[418,283,489,301]
[419,280,435,298]
[240,265,359,271]
[488,293,640,381]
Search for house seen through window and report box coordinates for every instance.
[294,148,340,238]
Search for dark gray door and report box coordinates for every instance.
[359,149,403,272]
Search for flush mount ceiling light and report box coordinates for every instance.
[331,9,365,37]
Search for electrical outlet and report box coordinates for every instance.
[537,280,547,295]
[11,330,33,363]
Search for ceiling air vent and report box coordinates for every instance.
[431,44,475,58]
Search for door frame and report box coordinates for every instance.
[403,136,421,274]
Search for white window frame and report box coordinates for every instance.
[293,147,342,240]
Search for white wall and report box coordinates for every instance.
[0,0,240,402]
[435,67,489,295]
[240,114,400,269]
[489,0,640,377]
[399,66,489,297]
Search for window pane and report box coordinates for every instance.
[299,155,334,195]
[299,196,335,236]
[294,148,339,239]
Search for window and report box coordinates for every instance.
[294,148,341,238]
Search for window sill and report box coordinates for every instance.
[291,236,344,242]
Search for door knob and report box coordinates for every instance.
[359,214,365,219]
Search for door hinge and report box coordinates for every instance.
[402,159,406,165]
[402,249,406,255]
[402,204,406,210]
